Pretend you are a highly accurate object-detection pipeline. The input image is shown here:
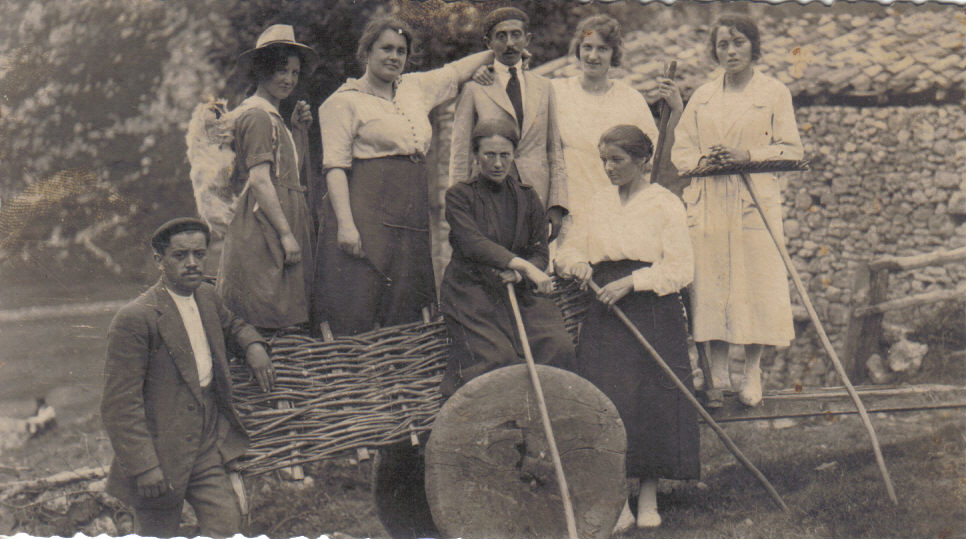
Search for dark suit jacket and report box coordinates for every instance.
[101,281,264,507]
[449,71,568,213]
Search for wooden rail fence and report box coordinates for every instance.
[843,247,966,381]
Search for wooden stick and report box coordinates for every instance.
[586,281,789,512]
[0,466,108,502]
[506,283,579,539]
[854,283,966,316]
[739,172,898,505]
[649,61,678,186]
[868,246,966,272]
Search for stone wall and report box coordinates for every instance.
[428,103,966,388]
[770,104,966,387]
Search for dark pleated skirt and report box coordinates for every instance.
[312,156,436,336]
[576,260,700,479]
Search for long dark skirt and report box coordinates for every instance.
[576,260,700,479]
[312,156,436,336]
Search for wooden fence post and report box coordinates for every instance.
[843,263,890,383]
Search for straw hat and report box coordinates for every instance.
[237,24,320,77]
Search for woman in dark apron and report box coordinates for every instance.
[313,17,494,336]
[557,125,698,531]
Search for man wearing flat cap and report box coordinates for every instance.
[101,217,273,537]
[450,6,569,241]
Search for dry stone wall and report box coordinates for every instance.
[768,104,966,387]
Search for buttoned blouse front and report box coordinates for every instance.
[556,183,693,296]
[319,64,461,170]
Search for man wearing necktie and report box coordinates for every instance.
[450,6,569,241]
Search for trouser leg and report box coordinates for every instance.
[183,444,242,538]
[134,504,183,538]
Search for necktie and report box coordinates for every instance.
[506,67,523,130]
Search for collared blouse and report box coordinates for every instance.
[319,64,461,170]
[556,182,693,296]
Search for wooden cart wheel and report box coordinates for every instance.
[372,440,439,539]
[425,364,627,539]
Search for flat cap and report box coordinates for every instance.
[151,217,210,253]
[481,7,529,38]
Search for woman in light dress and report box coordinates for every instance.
[673,13,804,407]
[551,14,682,240]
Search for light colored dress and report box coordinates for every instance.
[672,69,804,346]
[551,76,659,232]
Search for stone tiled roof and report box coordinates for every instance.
[533,9,966,102]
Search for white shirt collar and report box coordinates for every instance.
[493,60,523,77]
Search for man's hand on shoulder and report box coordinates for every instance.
[246,342,275,393]
[136,466,169,499]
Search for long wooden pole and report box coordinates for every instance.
[739,172,898,505]
[588,281,789,512]
[649,61,677,186]
[506,283,579,539]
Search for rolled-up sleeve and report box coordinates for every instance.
[235,109,276,171]
[319,95,357,171]
[412,63,461,109]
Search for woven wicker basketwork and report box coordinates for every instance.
[230,278,592,475]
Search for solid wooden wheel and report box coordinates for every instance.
[425,364,627,539]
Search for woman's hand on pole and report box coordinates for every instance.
[709,144,751,165]
[657,77,683,113]
[291,100,312,131]
[563,261,593,290]
[596,275,633,307]
[526,266,555,295]
[499,269,523,284]
[508,257,555,295]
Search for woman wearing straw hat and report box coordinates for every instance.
[216,24,318,331]
[312,16,496,337]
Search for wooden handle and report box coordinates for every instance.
[649,61,678,186]
[738,173,898,505]
[587,280,790,512]
[506,284,579,539]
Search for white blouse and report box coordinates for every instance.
[319,64,460,170]
[556,183,693,296]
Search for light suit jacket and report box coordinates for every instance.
[449,71,568,213]
[101,281,264,507]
